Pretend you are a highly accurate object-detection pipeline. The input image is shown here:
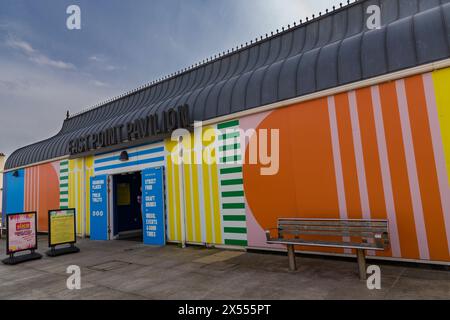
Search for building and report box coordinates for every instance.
[3,0,450,264]
[0,153,4,224]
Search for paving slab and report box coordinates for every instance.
[0,236,448,300]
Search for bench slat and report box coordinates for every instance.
[278,220,388,228]
[279,225,388,233]
[267,239,385,250]
[278,230,386,238]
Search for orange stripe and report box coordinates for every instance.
[379,82,420,259]
[405,76,450,261]
[334,93,362,220]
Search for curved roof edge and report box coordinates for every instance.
[6,0,450,170]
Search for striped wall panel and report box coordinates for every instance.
[242,70,450,262]
[217,120,248,247]
[165,127,222,244]
[68,157,94,236]
[59,160,69,209]
[94,143,165,175]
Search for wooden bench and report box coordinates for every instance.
[266,218,390,280]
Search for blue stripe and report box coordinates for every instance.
[96,156,165,172]
[94,141,164,157]
[94,146,165,165]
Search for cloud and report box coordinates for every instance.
[6,37,75,70]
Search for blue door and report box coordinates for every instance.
[141,167,166,246]
[90,175,109,240]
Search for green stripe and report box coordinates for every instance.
[60,206,69,209]
[220,167,242,175]
[220,144,240,152]
[224,239,248,246]
[224,227,247,234]
[222,191,244,197]
[223,215,246,222]
[60,168,69,173]
[60,176,68,181]
[223,203,245,209]
[219,132,240,140]
[221,155,241,163]
[221,179,243,186]
[60,191,69,195]
[60,183,68,188]
[218,120,239,129]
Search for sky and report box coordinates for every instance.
[0,0,339,158]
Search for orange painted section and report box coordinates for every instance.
[243,98,341,254]
[371,82,419,259]
[24,162,60,232]
[334,93,362,220]
[404,76,449,261]
[355,88,391,257]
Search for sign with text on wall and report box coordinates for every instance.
[142,167,166,246]
[90,175,109,241]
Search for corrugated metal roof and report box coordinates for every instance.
[6,0,450,170]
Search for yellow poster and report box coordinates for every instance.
[50,210,76,246]
[117,183,131,206]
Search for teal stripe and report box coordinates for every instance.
[224,239,248,246]
[222,191,244,197]
[220,167,242,175]
[221,155,241,163]
[223,215,246,222]
[219,132,240,140]
[60,191,69,195]
[60,183,68,188]
[221,179,243,186]
[220,144,240,152]
[60,168,69,173]
[223,203,245,209]
[218,120,239,129]
[224,227,247,234]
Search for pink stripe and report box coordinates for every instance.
[396,79,430,260]
[348,91,371,220]
[371,86,402,257]
[423,73,450,253]
[328,96,348,220]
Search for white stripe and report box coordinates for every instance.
[220,197,245,204]
[348,91,371,220]
[222,221,247,228]
[396,79,430,260]
[220,185,244,193]
[221,209,246,215]
[223,233,247,241]
[371,86,402,257]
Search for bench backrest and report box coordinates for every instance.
[277,218,390,249]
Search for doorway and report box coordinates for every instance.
[112,171,142,240]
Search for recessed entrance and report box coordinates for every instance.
[112,171,142,240]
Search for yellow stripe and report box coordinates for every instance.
[192,162,202,243]
[432,68,450,186]
[202,162,213,243]
[210,159,222,244]
[184,162,193,241]
[173,156,182,241]
[167,155,175,241]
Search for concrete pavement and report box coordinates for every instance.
[0,236,448,300]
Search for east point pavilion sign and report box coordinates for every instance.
[68,104,190,156]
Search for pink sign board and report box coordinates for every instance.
[7,213,38,254]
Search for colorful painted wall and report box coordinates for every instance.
[3,67,449,263]
[2,162,60,232]
[243,70,450,263]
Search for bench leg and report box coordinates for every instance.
[287,244,297,271]
[357,249,366,281]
